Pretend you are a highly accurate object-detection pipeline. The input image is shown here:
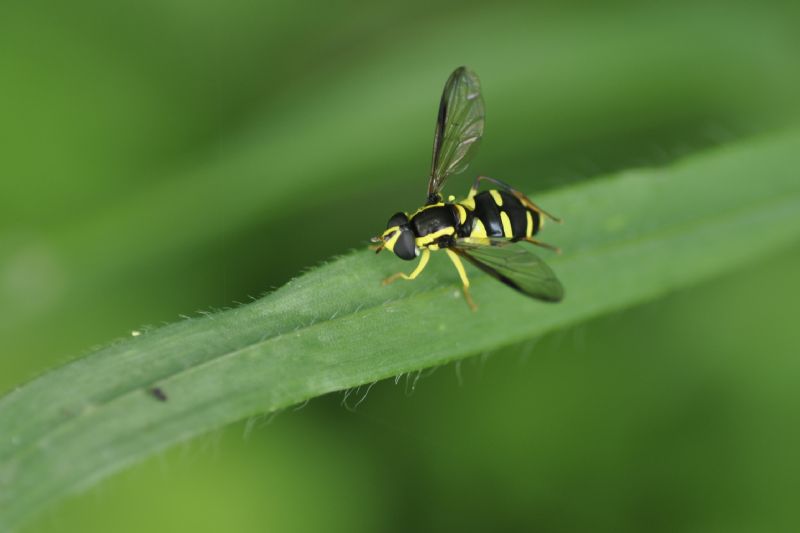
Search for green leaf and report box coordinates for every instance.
[2,130,800,530]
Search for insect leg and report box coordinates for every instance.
[474,175,562,223]
[524,237,562,254]
[382,248,431,285]
[465,175,483,201]
[445,249,477,311]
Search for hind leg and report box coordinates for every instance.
[471,175,562,223]
[524,237,561,254]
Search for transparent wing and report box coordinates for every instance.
[453,238,564,302]
[427,66,485,201]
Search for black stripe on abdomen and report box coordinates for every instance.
[474,191,503,236]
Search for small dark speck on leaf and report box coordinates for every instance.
[149,387,168,402]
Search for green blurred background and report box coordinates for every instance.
[2,0,800,531]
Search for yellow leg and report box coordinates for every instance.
[383,248,430,285]
[524,237,562,254]
[445,249,477,311]
[466,176,481,201]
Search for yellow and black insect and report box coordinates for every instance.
[372,66,564,310]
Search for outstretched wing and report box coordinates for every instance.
[427,66,485,202]
[453,238,564,302]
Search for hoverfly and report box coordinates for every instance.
[372,66,564,310]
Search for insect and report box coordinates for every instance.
[371,66,564,310]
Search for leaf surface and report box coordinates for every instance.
[1,131,800,530]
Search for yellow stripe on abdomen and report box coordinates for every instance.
[500,211,514,237]
[470,218,488,238]
[526,211,533,237]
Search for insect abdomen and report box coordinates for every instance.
[472,190,540,240]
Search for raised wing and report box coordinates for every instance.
[453,238,564,302]
[427,66,485,202]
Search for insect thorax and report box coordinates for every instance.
[409,203,466,249]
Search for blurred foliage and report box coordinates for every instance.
[1,0,799,531]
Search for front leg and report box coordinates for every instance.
[382,248,430,285]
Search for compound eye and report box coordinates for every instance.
[393,229,417,261]
[386,212,408,229]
